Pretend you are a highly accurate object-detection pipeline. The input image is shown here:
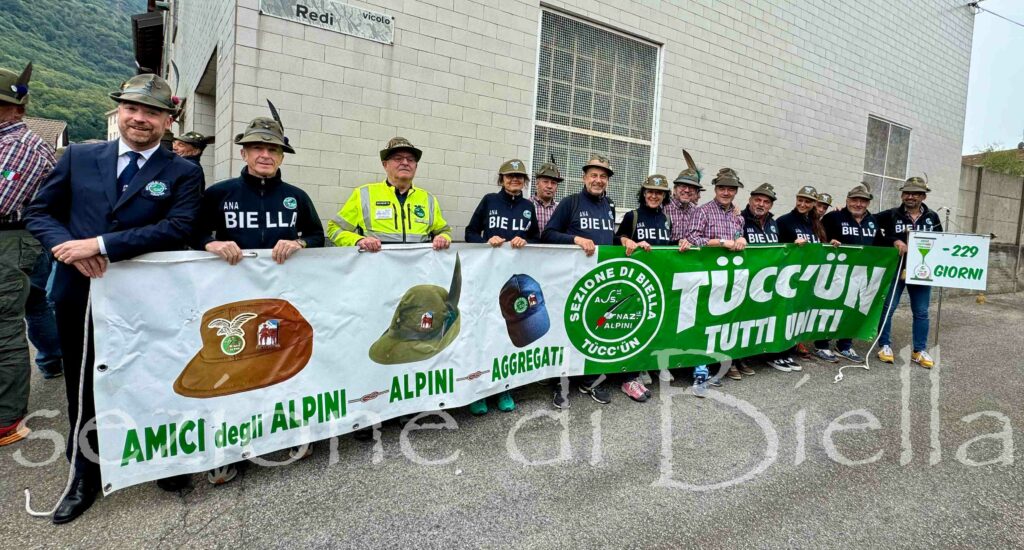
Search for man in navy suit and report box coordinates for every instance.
[25,73,203,524]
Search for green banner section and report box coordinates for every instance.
[563,244,899,374]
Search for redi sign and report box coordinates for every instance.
[260,0,394,45]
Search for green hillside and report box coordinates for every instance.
[0,0,147,141]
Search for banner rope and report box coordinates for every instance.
[24,291,92,517]
[834,253,906,384]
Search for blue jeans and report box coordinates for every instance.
[25,253,62,375]
[878,277,932,352]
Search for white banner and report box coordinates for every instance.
[906,231,990,290]
[92,245,589,492]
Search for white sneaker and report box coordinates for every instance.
[658,369,675,382]
[639,371,653,385]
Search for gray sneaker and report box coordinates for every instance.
[838,348,864,363]
[813,348,840,363]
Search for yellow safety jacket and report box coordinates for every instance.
[327,180,452,247]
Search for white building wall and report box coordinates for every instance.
[168,0,238,182]
[175,0,974,234]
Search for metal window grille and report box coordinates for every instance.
[532,10,659,208]
[862,116,912,211]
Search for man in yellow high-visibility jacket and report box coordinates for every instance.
[327,137,451,251]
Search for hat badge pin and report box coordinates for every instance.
[514,297,529,314]
[420,312,433,330]
[257,319,280,349]
[208,313,257,356]
[527,293,538,307]
[511,160,521,169]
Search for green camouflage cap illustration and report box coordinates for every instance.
[109,73,179,112]
[848,182,874,200]
[0,62,32,106]
[234,100,295,153]
[712,167,743,188]
[817,192,833,206]
[369,254,462,365]
[175,131,215,149]
[582,154,613,177]
[750,182,777,201]
[534,154,564,182]
[380,136,423,162]
[499,158,529,177]
[901,175,930,193]
[642,174,671,193]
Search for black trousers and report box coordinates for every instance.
[54,291,100,483]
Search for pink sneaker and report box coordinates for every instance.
[621,379,649,402]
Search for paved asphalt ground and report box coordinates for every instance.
[1,292,1022,549]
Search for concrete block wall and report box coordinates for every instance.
[176,0,974,237]
[958,164,1024,244]
[168,0,238,182]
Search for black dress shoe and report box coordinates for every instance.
[52,476,100,525]
[156,474,191,492]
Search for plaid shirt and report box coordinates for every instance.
[664,197,695,241]
[530,195,558,234]
[681,199,744,246]
[0,120,54,224]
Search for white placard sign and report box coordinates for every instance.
[906,231,990,290]
[260,0,394,44]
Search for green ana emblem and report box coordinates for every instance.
[413,205,426,218]
[207,313,257,356]
[145,181,168,197]
[514,296,529,314]
[564,258,665,363]
[283,197,297,210]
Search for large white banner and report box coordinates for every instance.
[91,243,897,492]
[92,245,590,492]
[906,231,990,290]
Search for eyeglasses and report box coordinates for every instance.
[389,155,418,164]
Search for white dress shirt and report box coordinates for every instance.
[98,140,164,255]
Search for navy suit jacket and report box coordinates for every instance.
[25,140,203,303]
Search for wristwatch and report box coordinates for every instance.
[296,238,307,248]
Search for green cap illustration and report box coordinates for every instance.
[369,254,462,365]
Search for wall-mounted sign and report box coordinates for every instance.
[260,0,394,45]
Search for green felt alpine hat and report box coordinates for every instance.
[369,255,462,365]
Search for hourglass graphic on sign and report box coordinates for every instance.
[914,237,936,281]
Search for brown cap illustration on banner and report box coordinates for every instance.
[848,182,874,200]
[796,185,819,200]
[369,254,462,365]
[901,175,930,193]
[817,192,833,206]
[535,154,564,182]
[175,299,313,398]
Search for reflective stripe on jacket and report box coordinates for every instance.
[326,180,452,246]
